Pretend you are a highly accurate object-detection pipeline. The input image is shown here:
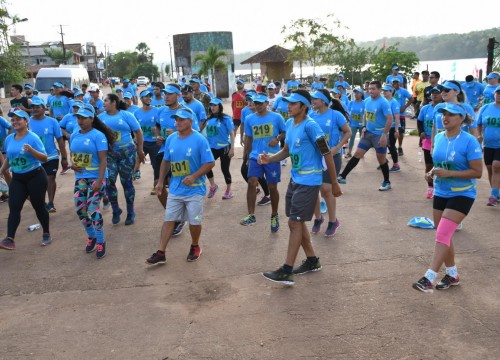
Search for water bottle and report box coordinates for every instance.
[418,149,422,163]
[27,224,41,232]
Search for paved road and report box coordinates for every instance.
[1,99,499,359]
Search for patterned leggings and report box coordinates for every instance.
[74,178,105,244]
[106,145,137,214]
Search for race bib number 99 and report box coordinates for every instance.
[171,160,190,176]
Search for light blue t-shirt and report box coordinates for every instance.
[387,98,401,128]
[462,82,484,108]
[151,96,165,108]
[433,102,477,133]
[98,110,140,150]
[348,99,364,128]
[311,82,325,90]
[157,106,179,153]
[286,80,300,91]
[163,131,215,196]
[364,96,392,135]
[183,100,205,130]
[50,95,70,120]
[4,131,46,174]
[432,130,482,199]
[386,74,404,84]
[69,128,109,179]
[477,103,500,149]
[272,97,289,119]
[483,85,497,105]
[418,103,437,138]
[309,109,347,152]
[135,107,159,143]
[206,114,234,149]
[286,118,325,186]
[334,80,350,94]
[393,88,412,114]
[91,99,105,113]
[0,116,12,150]
[29,116,62,161]
[60,113,79,136]
[244,111,286,159]
[126,105,140,115]
[241,106,253,125]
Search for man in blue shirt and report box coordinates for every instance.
[333,74,350,94]
[392,79,414,156]
[462,75,484,112]
[146,107,215,266]
[286,72,300,92]
[337,81,394,191]
[386,65,404,85]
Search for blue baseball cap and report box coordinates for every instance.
[140,89,152,98]
[236,79,245,85]
[72,85,81,91]
[162,84,181,95]
[123,92,133,99]
[392,66,399,70]
[382,85,394,91]
[486,72,500,80]
[115,88,123,92]
[431,85,444,92]
[245,90,256,100]
[209,98,222,106]
[353,87,363,93]
[53,82,64,88]
[330,88,341,95]
[76,104,95,118]
[24,84,33,89]
[74,90,84,97]
[189,78,201,84]
[252,94,268,103]
[495,85,500,93]
[282,92,311,108]
[437,102,466,117]
[72,100,84,108]
[338,73,344,78]
[442,81,461,92]
[30,97,46,107]
[8,109,30,119]
[170,108,195,120]
[123,78,130,83]
[310,91,330,105]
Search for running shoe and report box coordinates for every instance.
[86,237,97,253]
[426,187,434,199]
[257,195,271,206]
[187,245,202,262]
[262,267,295,285]
[336,175,347,184]
[281,159,287,166]
[112,208,123,225]
[96,242,106,259]
[46,202,56,213]
[311,216,324,234]
[146,251,166,265]
[0,237,15,250]
[435,274,460,290]
[412,276,434,293]
[398,147,404,156]
[376,165,381,170]
[172,221,186,237]
[102,198,111,210]
[0,194,9,203]
[325,219,340,237]
[41,233,52,246]
[150,187,156,195]
[240,214,256,226]
[207,184,218,198]
[389,165,400,172]
[379,180,392,191]
[292,258,322,275]
[133,170,141,180]
[222,190,233,199]
[271,214,280,233]
[486,196,498,207]
[320,198,327,214]
[344,153,352,159]
[60,165,71,175]
[125,212,135,225]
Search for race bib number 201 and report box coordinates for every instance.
[171,160,191,176]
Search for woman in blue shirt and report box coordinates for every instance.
[98,94,145,226]
[0,110,50,250]
[71,104,115,259]
[346,88,365,158]
[413,103,483,293]
[205,98,235,199]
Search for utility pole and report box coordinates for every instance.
[169,41,174,78]
[58,24,67,64]
[486,37,497,75]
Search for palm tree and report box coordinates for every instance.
[193,45,227,96]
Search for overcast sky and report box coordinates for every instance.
[6,0,499,63]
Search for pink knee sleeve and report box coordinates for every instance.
[435,217,458,247]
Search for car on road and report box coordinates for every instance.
[137,76,150,86]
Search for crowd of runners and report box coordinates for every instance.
[0,68,499,290]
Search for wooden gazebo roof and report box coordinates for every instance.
[240,45,290,65]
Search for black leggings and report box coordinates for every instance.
[207,146,232,184]
[7,167,49,239]
[241,153,270,196]
[388,128,399,164]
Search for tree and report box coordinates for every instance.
[329,43,377,86]
[43,47,74,65]
[0,2,26,84]
[282,14,355,77]
[164,64,171,78]
[132,62,159,81]
[193,45,227,96]
[107,51,138,79]
[136,42,152,64]
[370,44,419,81]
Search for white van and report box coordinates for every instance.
[35,65,90,103]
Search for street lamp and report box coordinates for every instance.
[4,17,28,46]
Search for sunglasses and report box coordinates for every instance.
[253,101,264,105]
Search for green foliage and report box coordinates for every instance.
[108,51,138,79]
[330,43,377,85]
[0,44,26,83]
[193,45,227,95]
[164,64,171,77]
[136,42,153,64]
[43,47,74,65]
[282,14,355,74]
[132,62,159,80]
[370,44,419,80]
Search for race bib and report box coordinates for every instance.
[206,125,218,137]
[352,113,362,121]
[141,126,153,137]
[72,153,92,168]
[486,117,500,127]
[10,156,30,172]
[113,131,122,142]
[252,123,274,139]
[365,111,376,123]
[290,153,302,169]
[171,160,190,176]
